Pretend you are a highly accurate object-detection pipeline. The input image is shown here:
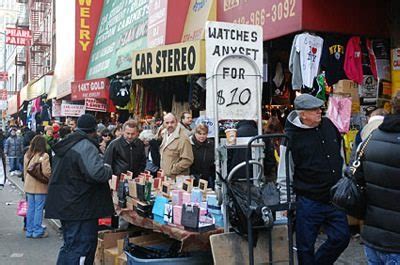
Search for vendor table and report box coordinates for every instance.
[116,207,224,252]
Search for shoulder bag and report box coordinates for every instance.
[330,133,373,219]
[27,154,49,184]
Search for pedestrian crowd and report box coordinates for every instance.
[1,94,399,264]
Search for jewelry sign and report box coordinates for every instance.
[205,21,263,120]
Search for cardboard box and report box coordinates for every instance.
[95,230,139,265]
[333,79,360,113]
[104,247,119,265]
[117,254,127,265]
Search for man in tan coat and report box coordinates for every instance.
[160,113,194,178]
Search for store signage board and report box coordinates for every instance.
[217,0,301,40]
[75,0,104,81]
[61,101,85,117]
[205,21,263,119]
[5,28,32,46]
[71,78,109,100]
[0,72,8,81]
[52,99,62,117]
[85,98,107,112]
[181,0,216,42]
[393,48,400,71]
[132,40,205,80]
[86,0,149,79]
[147,0,167,48]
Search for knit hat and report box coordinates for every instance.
[77,114,97,133]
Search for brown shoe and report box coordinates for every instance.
[33,231,48,239]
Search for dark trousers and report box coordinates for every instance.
[57,219,98,265]
[296,196,350,265]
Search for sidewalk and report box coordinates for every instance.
[5,172,62,230]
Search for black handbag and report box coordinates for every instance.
[27,154,49,184]
[331,134,372,219]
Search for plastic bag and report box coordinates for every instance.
[330,175,365,219]
[17,199,28,217]
[327,95,352,133]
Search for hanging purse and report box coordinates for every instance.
[331,134,373,219]
[17,199,28,217]
[27,154,49,184]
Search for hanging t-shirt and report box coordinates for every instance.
[321,36,347,86]
[295,33,324,88]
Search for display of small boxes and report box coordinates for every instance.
[152,196,169,224]
[110,175,119,190]
[191,188,203,204]
[128,180,137,198]
[136,201,152,218]
[182,192,191,205]
[163,203,173,224]
[171,190,183,205]
[173,205,183,226]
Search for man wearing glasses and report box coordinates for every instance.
[278,93,350,264]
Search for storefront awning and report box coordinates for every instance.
[28,75,52,100]
[217,0,390,40]
[7,93,19,115]
[19,80,35,105]
[132,40,205,80]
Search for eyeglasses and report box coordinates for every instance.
[102,134,111,137]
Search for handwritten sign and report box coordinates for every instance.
[85,98,107,112]
[205,21,263,120]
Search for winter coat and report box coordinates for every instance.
[45,130,113,221]
[104,136,146,177]
[148,139,161,167]
[190,136,215,180]
[278,112,344,203]
[23,152,51,194]
[160,126,194,178]
[4,135,24,157]
[357,114,400,253]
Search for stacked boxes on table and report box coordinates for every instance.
[113,170,223,233]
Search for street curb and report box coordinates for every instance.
[7,175,62,230]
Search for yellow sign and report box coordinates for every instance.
[181,0,216,42]
[392,48,400,98]
[132,40,205,80]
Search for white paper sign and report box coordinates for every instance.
[61,101,85,117]
[205,21,263,119]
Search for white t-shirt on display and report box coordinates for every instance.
[295,33,324,88]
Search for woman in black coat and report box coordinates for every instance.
[190,124,215,189]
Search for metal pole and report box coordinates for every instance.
[1,32,7,131]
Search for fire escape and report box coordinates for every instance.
[29,0,52,80]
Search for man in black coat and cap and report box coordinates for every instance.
[45,114,113,265]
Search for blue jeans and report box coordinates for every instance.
[365,245,400,265]
[57,219,98,265]
[26,193,46,238]
[9,157,22,172]
[296,196,351,265]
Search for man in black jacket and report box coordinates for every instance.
[356,96,400,263]
[278,94,350,264]
[104,119,146,177]
[45,114,113,265]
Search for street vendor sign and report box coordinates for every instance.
[205,21,263,119]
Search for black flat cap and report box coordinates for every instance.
[294,94,324,110]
